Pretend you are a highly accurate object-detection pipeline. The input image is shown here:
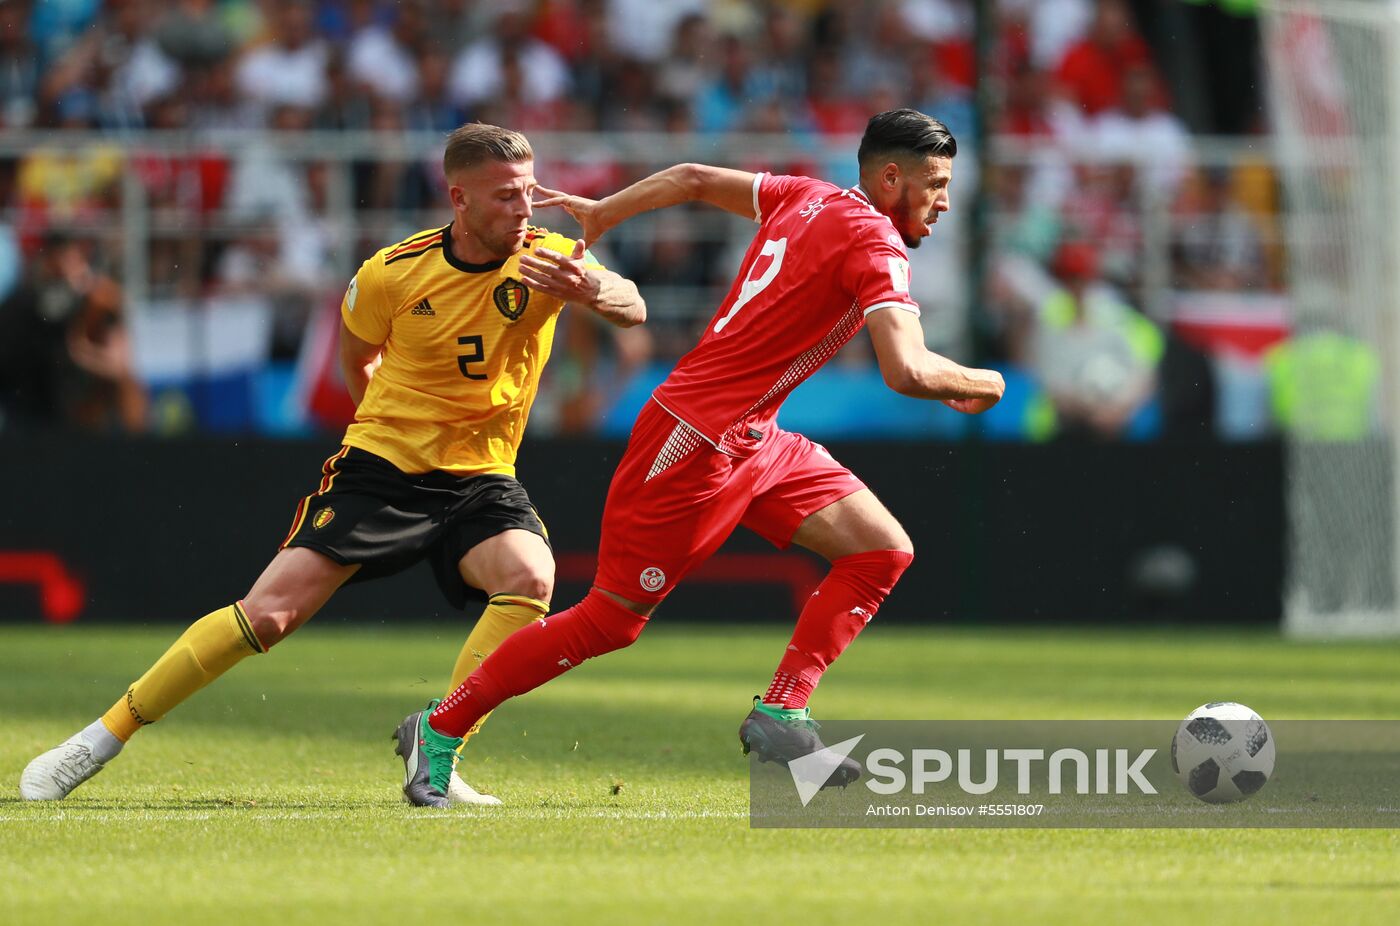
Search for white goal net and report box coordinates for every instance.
[1263,0,1400,635]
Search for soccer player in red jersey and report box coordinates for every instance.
[395,110,1005,806]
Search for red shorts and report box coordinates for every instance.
[593,400,866,603]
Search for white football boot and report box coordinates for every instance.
[20,732,108,800]
[446,769,502,806]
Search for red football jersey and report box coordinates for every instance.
[651,173,921,454]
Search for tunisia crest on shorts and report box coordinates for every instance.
[493,279,529,322]
[640,567,666,592]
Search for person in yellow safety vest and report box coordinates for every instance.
[1265,328,1386,612]
[1263,329,1379,442]
[1028,240,1164,439]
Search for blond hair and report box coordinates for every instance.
[443,123,533,177]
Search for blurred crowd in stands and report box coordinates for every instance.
[2,0,1369,445]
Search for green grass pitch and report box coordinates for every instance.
[2,622,1398,925]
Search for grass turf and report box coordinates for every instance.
[2,622,1398,925]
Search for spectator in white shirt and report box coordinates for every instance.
[1002,0,1093,71]
[605,0,706,63]
[235,1,329,115]
[449,5,571,110]
[898,0,972,43]
[346,1,424,105]
[1092,63,1192,200]
[94,0,181,127]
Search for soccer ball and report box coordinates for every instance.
[1171,702,1275,804]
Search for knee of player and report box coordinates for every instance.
[839,544,915,589]
[498,566,554,604]
[869,527,914,559]
[586,590,651,650]
[600,613,647,650]
[240,601,300,648]
[860,515,913,560]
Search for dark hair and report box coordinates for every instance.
[443,123,533,177]
[857,109,957,168]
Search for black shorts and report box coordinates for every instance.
[281,446,549,609]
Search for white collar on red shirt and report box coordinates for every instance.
[851,184,874,204]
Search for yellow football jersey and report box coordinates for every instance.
[340,223,602,476]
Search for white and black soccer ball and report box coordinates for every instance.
[1171,702,1275,804]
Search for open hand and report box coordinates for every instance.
[533,186,611,246]
[518,239,601,306]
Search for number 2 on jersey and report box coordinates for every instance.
[457,335,487,380]
[713,237,787,333]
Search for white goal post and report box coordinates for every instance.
[1262,0,1400,635]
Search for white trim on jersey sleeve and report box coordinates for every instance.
[751,172,766,223]
[863,300,921,318]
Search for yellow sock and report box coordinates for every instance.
[100,603,266,742]
[447,593,548,748]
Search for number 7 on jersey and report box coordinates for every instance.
[713,237,787,333]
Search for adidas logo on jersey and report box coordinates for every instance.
[410,298,435,317]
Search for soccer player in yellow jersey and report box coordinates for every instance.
[20,124,646,806]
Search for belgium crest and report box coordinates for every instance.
[313,508,336,530]
[493,279,529,322]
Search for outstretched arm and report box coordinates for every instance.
[865,307,1004,413]
[534,164,758,245]
[518,239,647,328]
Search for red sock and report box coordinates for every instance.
[763,671,815,709]
[763,549,913,709]
[429,589,648,737]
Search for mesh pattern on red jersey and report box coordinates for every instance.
[717,300,864,453]
[646,421,705,482]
